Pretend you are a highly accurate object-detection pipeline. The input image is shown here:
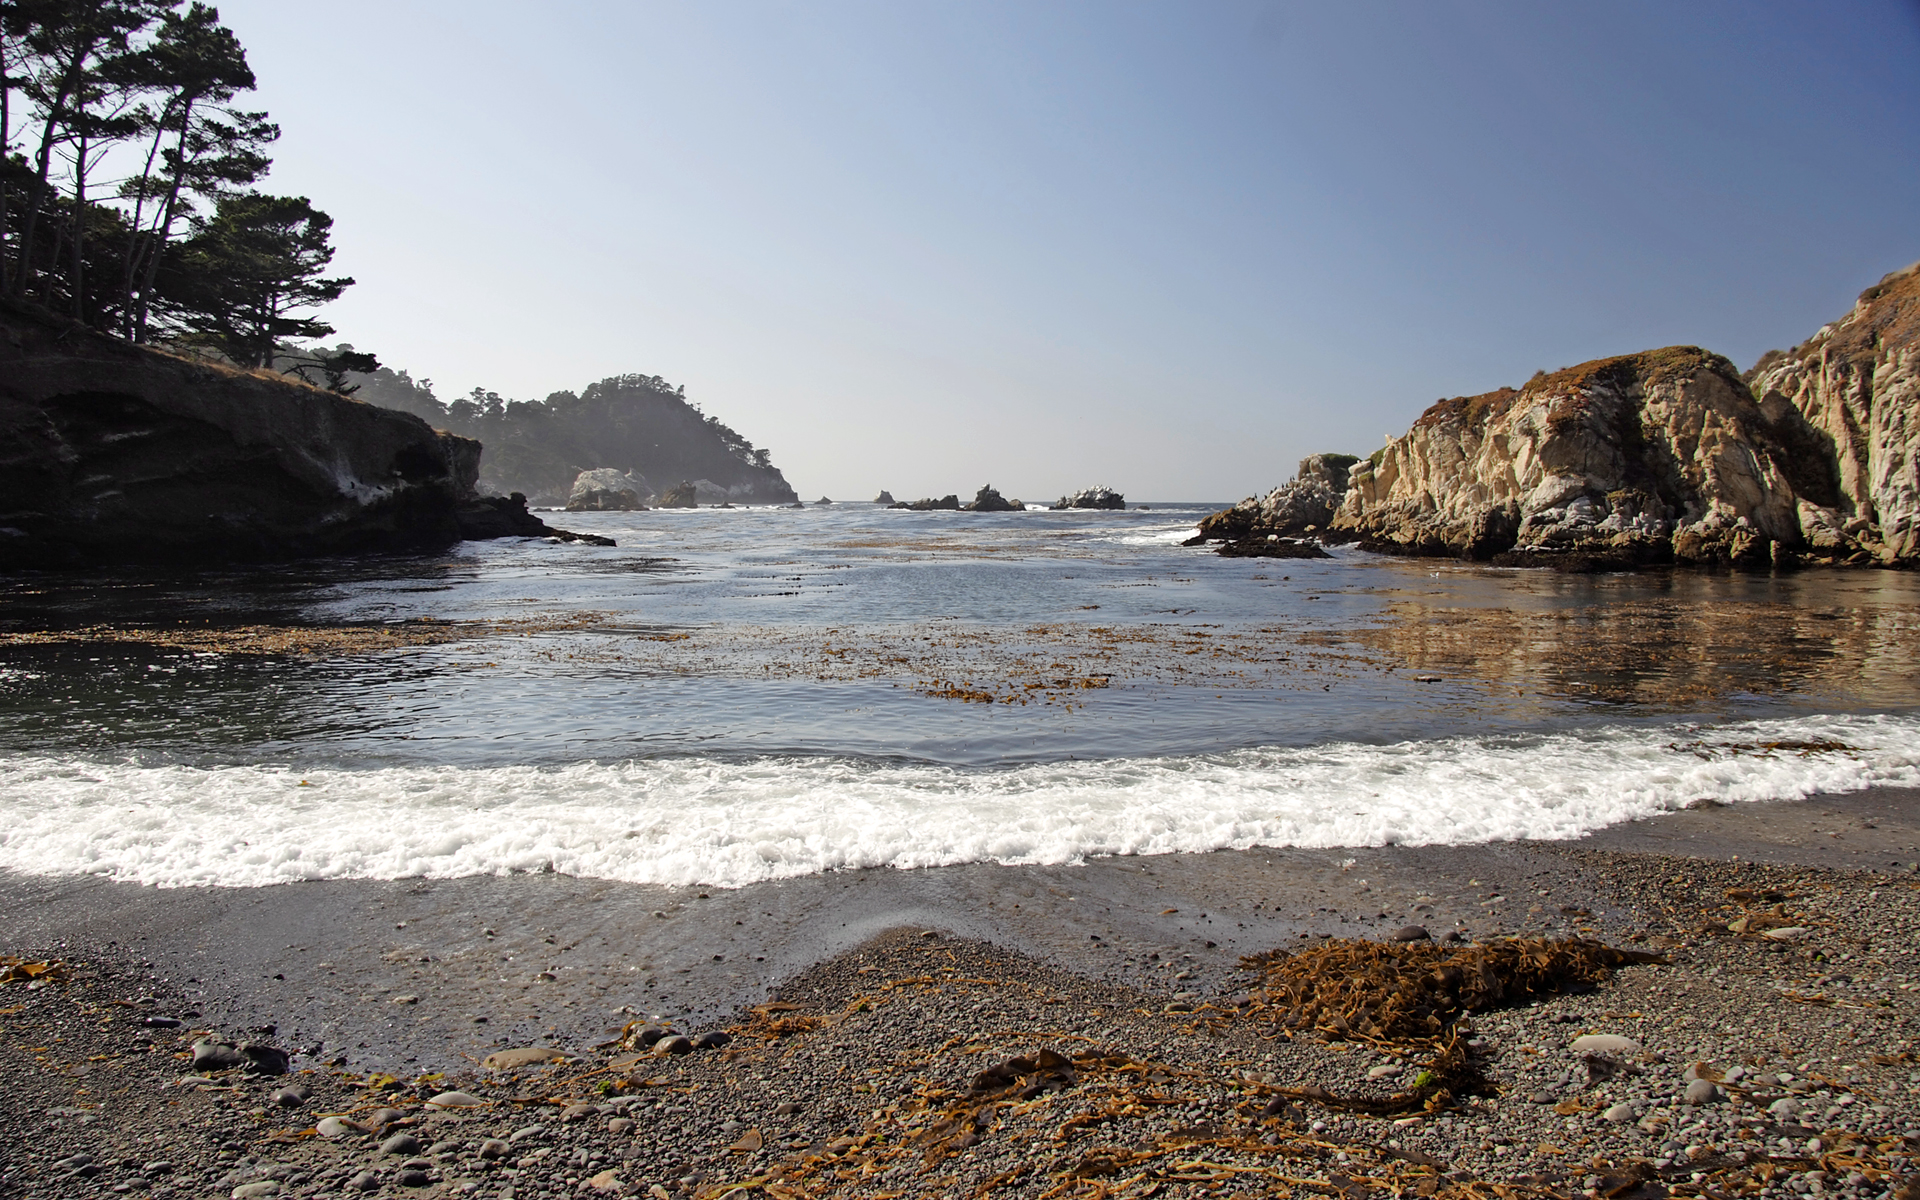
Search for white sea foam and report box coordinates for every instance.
[2,713,1915,889]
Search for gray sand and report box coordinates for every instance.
[1,787,1914,1073]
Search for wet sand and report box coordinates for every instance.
[1,787,1914,1074]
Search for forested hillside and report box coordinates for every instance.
[344,361,798,505]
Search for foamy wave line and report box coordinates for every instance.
[1,713,1915,889]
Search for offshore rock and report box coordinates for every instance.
[1745,261,1920,565]
[565,468,648,511]
[872,490,895,504]
[0,299,485,566]
[1333,347,1805,568]
[1190,453,1357,545]
[962,484,1025,512]
[1054,485,1125,510]
[455,493,614,546]
[658,481,698,508]
[889,494,962,511]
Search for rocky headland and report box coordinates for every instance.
[1195,264,1920,571]
[0,301,607,566]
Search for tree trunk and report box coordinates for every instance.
[71,133,87,321]
[12,15,110,300]
[121,96,185,338]
[2,36,12,296]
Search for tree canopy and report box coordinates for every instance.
[2,1,354,376]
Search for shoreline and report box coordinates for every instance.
[2,787,1917,1074]
[3,788,1918,1198]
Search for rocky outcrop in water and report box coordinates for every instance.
[565,468,648,511]
[963,485,1025,512]
[889,494,961,511]
[1193,265,1920,571]
[1319,265,1920,570]
[0,299,605,566]
[1744,262,1920,565]
[658,481,698,508]
[1334,348,1819,568]
[1189,454,1358,545]
[873,490,895,505]
[1055,485,1125,510]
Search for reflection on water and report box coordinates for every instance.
[0,503,1915,768]
[1354,571,1920,711]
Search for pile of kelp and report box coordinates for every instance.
[1243,936,1665,1042]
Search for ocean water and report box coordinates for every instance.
[2,501,1918,888]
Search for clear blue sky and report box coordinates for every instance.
[217,0,1920,501]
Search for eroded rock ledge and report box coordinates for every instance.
[0,301,608,567]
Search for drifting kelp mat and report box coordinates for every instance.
[1238,937,1667,1044]
[0,613,610,657]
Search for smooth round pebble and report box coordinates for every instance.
[1684,1079,1724,1105]
[380,1133,423,1156]
[316,1117,359,1139]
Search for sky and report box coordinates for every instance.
[214,0,1920,502]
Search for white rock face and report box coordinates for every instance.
[566,468,647,511]
[1333,347,1810,566]
[1746,261,1920,563]
[1055,485,1126,510]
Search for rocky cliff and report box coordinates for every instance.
[1332,346,1816,568]
[0,301,594,567]
[1194,265,1920,570]
[1744,261,1920,563]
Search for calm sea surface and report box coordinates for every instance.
[2,502,1917,888]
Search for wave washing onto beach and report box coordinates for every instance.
[2,712,1915,889]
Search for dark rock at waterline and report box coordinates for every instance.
[962,484,1024,512]
[890,494,962,511]
[1215,537,1331,559]
[455,493,615,546]
[873,490,895,504]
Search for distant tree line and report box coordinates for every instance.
[338,360,795,504]
[1,1,359,373]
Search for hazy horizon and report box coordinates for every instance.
[217,0,1920,501]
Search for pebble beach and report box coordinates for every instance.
[4,790,1918,1200]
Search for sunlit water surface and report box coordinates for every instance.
[2,502,1916,886]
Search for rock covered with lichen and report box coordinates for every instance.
[1743,261,1920,565]
[1331,347,1810,568]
